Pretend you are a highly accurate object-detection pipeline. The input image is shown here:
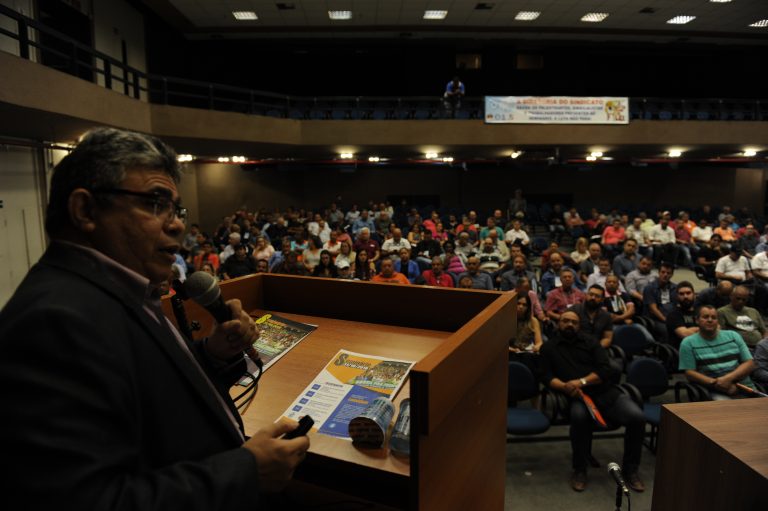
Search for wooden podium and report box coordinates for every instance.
[652,399,768,511]
[164,274,516,510]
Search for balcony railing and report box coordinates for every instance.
[1,4,766,122]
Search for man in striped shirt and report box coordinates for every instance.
[679,304,756,400]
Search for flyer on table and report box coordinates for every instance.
[281,349,414,439]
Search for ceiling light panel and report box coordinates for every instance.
[515,12,540,21]
[667,16,696,25]
[232,11,258,20]
[328,11,352,20]
[750,20,768,28]
[581,13,609,23]
[423,11,448,20]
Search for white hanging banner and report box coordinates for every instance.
[484,96,629,124]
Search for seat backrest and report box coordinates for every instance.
[508,361,539,404]
[612,324,649,358]
[627,358,668,399]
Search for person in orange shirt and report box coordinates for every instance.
[372,258,410,285]
[713,219,737,245]
[193,239,220,272]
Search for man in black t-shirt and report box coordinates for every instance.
[539,311,646,493]
[571,285,614,349]
[696,234,724,281]
[665,281,699,348]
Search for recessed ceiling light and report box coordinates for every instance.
[515,11,540,21]
[339,152,354,159]
[231,156,246,163]
[667,16,696,25]
[232,11,258,20]
[590,151,604,158]
[744,149,758,157]
[581,13,609,23]
[217,157,231,162]
[368,156,380,162]
[709,0,731,3]
[442,157,454,163]
[749,20,768,28]
[423,10,448,20]
[586,156,597,162]
[425,152,438,159]
[510,150,523,159]
[668,149,683,158]
[177,154,194,162]
[328,11,352,20]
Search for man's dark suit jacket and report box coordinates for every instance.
[0,242,260,510]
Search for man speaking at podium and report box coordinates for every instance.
[0,128,308,510]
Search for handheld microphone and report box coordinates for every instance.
[184,272,260,363]
[183,271,232,324]
[607,462,630,495]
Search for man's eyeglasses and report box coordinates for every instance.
[92,188,187,223]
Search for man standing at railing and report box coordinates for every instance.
[443,75,465,117]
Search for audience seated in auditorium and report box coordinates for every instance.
[505,219,530,252]
[642,262,677,342]
[625,217,651,258]
[679,305,756,400]
[564,207,586,239]
[255,259,269,273]
[419,256,454,288]
[696,234,724,281]
[351,209,376,237]
[691,218,713,246]
[372,258,410,285]
[601,219,626,258]
[307,213,332,243]
[218,232,241,264]
[478,238,503,273]
[479,217,504,241]
[715,244,752,283]
[455,231,476,261]
[578,243,602,286]
[302,236,323,273]
[713,218,736,244]
[488,229,510,263]
[252,235,275,262]
[322,230,342,257]
[673,218,695,268]
[441,241,467,275]
[515,276,547,323]
[352,250,375,281]
[500,255,538,293]
[649,214,678,265]
[510,293,543,355]
[273,251,306,276]
[221,243,256,280]
[539,311,646,492]
[541,241,572,273]
[545,268,586,322]
[193,239,220,272]
[570,237,590,265]
[695,280,734,311]
[344,204,361,225]
[336,260,353,280]
[312,250,338,278]
[458,256,493,290]
[414,228,443,269]
[586,258,626,293]
[603,275,636,325]
[717,285,766,349]
[541,253,568,296]
[395,247,421,284]
[353,228,381,265]
[327,202,345,226]
[381,227,411,263]
[571,285,614,349]
[666,281,699,349]
[612,239,638,281]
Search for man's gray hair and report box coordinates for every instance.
[45,127,180,236]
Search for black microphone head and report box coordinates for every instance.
[184,271,221,307]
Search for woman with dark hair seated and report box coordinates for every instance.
[442,240,466,277]
[510,293,543,356]
[312,250,338,278]
[352,250,375,281]
[302,235,322,273]
[273,251,306,276]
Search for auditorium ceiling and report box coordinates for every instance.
[142,0,768,45]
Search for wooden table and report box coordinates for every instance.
[652,399,768,511]
[164,274,516,510]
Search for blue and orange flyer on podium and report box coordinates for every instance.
[281,349,414,439]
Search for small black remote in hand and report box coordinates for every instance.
[282,415,314,439]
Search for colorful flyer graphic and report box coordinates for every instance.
[281,350,414,439]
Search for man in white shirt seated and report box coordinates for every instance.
[692,218,713,246]
[380,228,411,263]
[504,219,530,252]
[649,215,678,266]
[715,244,752,284]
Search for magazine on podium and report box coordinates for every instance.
[238,313,317,385]
[280,349,414,439]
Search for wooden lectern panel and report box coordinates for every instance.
[652,399,768,511]
[163,274,515,510]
